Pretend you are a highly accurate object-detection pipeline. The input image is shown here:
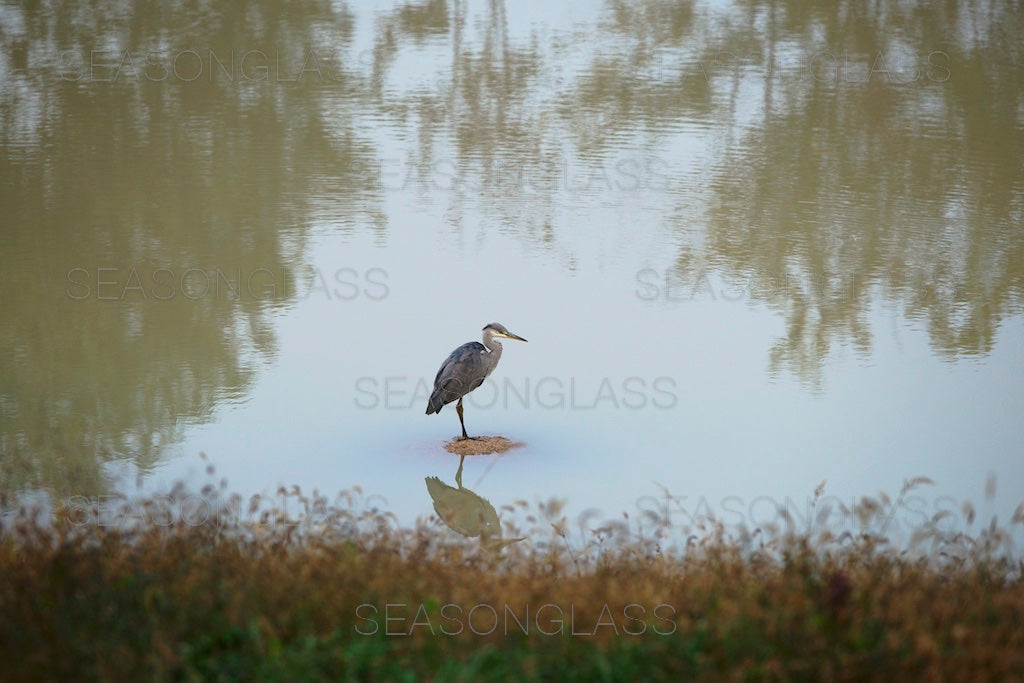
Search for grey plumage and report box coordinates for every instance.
[426,322,527,438]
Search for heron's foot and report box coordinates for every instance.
[456,435,479,441]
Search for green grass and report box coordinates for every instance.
[1,479,1022,681]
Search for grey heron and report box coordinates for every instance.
[425,322,528,439]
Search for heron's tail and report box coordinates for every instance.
[425,391,445,415]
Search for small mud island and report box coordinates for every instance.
[443,435,524,456]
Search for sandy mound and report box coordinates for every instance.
[443,435,524,456]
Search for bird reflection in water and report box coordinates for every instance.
[424,455,525,551]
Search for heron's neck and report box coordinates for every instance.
[483,333,503,356]
[481,333,503,376]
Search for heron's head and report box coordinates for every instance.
[483,322,527,343]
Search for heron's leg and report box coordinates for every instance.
[456,397,470,439]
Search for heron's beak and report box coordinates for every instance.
[500,331,528,343]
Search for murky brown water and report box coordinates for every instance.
[2,1,1022,533]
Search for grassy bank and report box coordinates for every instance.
[2,481,1022,681]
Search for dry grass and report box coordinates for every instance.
[1,477,1023,681]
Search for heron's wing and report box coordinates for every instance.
[428,342,488,411]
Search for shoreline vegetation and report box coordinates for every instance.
[2,477,1022,680]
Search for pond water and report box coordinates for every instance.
[2,0,1022,542]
